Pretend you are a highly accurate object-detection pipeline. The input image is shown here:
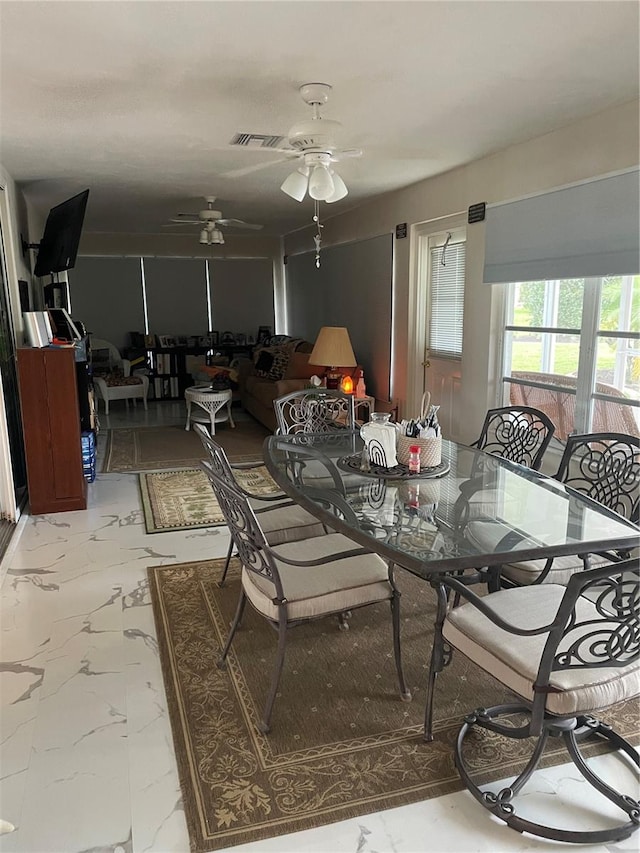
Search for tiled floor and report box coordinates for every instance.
[0,401,637,853]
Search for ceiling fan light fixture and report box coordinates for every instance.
[211,228,225,245]
[308,164,335,201]
[199,228,209,245]
[280,166,309,202]
[325,170,348,203]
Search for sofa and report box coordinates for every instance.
[235,336,362,432]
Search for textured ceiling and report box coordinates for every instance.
[1,1,638,238]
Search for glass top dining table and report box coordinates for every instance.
[264,431,639,581]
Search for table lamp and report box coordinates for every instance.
[309,326,357,390]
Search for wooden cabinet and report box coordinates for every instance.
[16,347,87,514]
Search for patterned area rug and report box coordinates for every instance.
[139,467,279,533]
[149,558,638,852]
[102,420,271,473]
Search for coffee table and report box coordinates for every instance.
[184,386,235,435]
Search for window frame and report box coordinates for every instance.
[499,275,639,439]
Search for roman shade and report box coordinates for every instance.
[143,258,208,336]
[483,167,640,284]
[69,257,145,351]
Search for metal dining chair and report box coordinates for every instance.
[274,388,356,435]
[471,405,556,471]
[423,557,639,844]
[193,423,326,586]
[201,459,411,733]
[487,431,639,589]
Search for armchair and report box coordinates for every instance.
[201,459,411,733]
[471,405,555,470]
[424,558,639,843]
[90,337,149,415]
[193,423,326,587]
[274,388,356,435]
[491,432,639,588]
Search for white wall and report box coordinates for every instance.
[0,165,34,339]
[284,99,640,442]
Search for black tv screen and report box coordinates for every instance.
[34,189,90,277]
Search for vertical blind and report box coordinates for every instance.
[430,240,465,357]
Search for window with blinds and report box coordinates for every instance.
[428,232,466,358]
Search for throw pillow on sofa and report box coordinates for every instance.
[254,346,290,381]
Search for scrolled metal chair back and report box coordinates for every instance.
[274,389,356,436]
[540,558,639,680]
[193,422,238,489]
[555,432,640,524]
[475,406,555,470]
[200,460,285,600]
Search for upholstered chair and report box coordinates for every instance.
[424,557,639,844]
[487,432,639,589]
[90,337,149,414]
[471,405,556,471]
[193,422,326,586]
[201,459,411,734]
[274,388,356,435]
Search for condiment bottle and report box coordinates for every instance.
[408,445,421,474]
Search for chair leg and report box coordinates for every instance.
[218,588,247,668]
[259,610,288,734]
[142,395,148,411]
[564,723,640,818]
[337,611,351,631]
[105,399,110,415]
[455,705,640,844]
[219,539,235,588]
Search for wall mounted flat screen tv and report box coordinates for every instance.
[34,189,90,278]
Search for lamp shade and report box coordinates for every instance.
[281,166,310,202]
[325,171,348,203]
[309,326,357,368]
[308,165,335,201]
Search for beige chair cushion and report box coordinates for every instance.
[443,584,640,716]
[501,553,614,586]
[253,501,325,545]
[465,519,542,554]
[242,533,391,621]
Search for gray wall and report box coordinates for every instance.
[286,235,393,401]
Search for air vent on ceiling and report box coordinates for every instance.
[230,133,287,149]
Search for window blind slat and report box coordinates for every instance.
[430,242,465,357]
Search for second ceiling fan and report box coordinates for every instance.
[167,197,263,244]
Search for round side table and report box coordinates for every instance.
[184,386,235,435]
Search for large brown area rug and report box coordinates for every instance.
[103,420,271,473]
[139,467,279,533]
[149,558,639,852]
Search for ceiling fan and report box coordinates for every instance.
[166,197,263,244]
[222,83,362,202]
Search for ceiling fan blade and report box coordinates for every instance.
[335,148,363,159]
[220,155,297,180]
[174,212,201,219]
[167,219,200,225]
[217,219,263,230]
